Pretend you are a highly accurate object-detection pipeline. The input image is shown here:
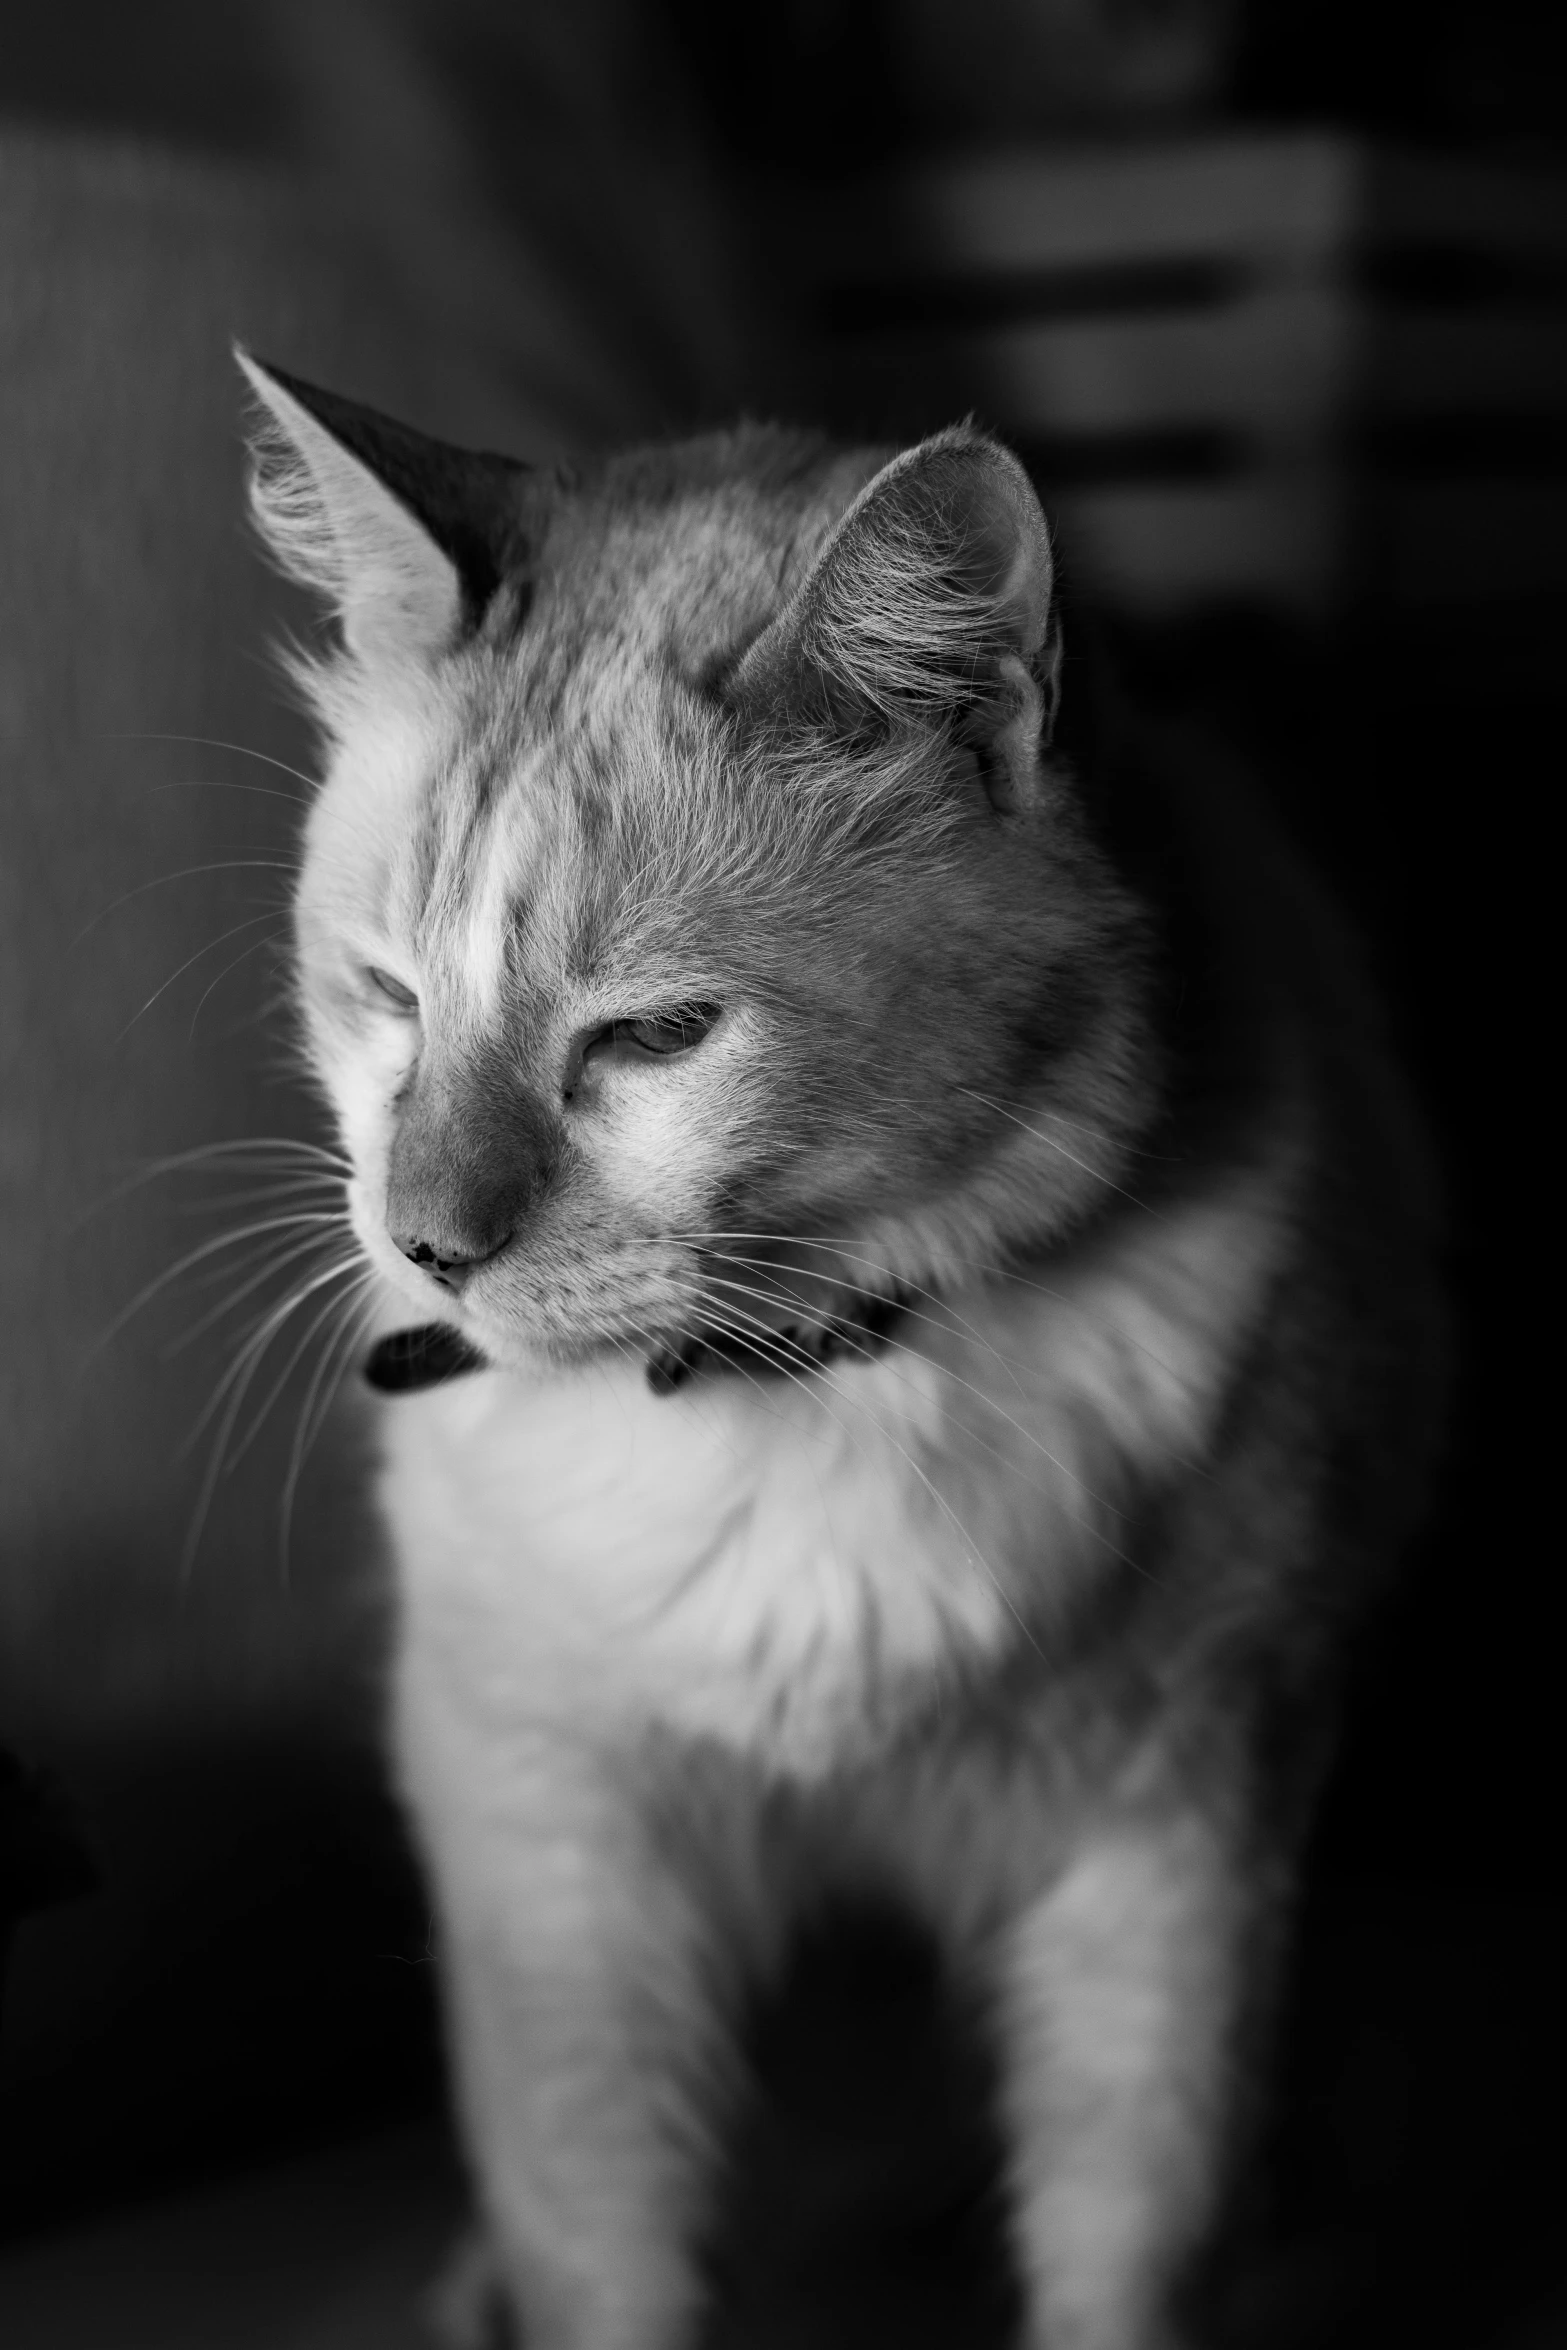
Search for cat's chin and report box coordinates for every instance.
[455,1315,645,1381]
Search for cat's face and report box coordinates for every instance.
[245,367,1153,1373]
[297,651,795,1364]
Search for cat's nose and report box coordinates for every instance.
[391,1233,507,1293]
[385,1042,557,1291]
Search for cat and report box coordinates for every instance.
[237,351,1444,2350]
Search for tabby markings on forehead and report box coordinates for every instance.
[401,783,445,933]
[456,796,539,1022]
[397,752,527,1021]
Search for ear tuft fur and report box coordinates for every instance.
[235,349,537,672]
[728,427,1058,811]
[238,350,356,610]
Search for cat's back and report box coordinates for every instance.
[1089,709,1448,1672]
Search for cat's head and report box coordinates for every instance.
[239,355,1155,1377]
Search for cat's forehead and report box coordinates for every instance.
[530,432,887,680]
[390,657,721,1013]
[414,640,700,855]
[374,428,890,998]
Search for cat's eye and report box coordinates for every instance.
[613,1004,722,1056]
[367,966,419,1013]
[566,1002,722,1096]
[576,1003,723,1067]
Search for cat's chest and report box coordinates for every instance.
[380,1176,1285,1772]
[382,1341,1030,1768]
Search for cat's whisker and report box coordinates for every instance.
[71,859,300,949]
[299,1277,380,1457]
[699,1268,1140,1568]
[632,1229,1046,1408]
[116,910,295,1040]
[849,1085,1183,1167]
[164,1222,355,1355]
[173,1175,349,1217]
[276,1277,382,1579]
[109,730,319,793]
[73,1137,350,1250]
[613,1311,802,1467]
[691,1306,833,1390]
[687,1291,973,1525]
[89,1210,358,1358]
[177,1193,345,1231]
[704,1257,1175,1555]
[700,1260,1091,1482]
[952,1086,1161,1218]
[977,1100,1181,1166]
[150,777,308,808]
[694,1245,1035,1396]
[660,1229,1198,1402]
[665,1303,886,1479]
[697,1265,1119,1547]
[186,923,295,1038]
[181,1253,364,1458]
[688,1290,1044,1652]
[156,1137,348,1170]
[177,1253,362,1577]
[224,1262,367,1472]
[173,1201,346,1251]
[172,1236,305,1300]
[74,1136,348,1228]
[630,1340,817,1621]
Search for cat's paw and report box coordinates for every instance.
[425,2228,516,2350]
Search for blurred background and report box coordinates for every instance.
[0,5,1561,2344]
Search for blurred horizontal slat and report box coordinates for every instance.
[821,135,1363,282]
[820,138,1567,290]
[1051,476,1343,609]
[805,133,1567,616]
[834,288,1353,444]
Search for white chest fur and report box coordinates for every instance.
[387,1333,1032,1774]
[382,1169,1289,1779]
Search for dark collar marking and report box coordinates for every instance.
[365,1324,489,1392]
[363,1297,911,1399]
[646,1288,912,1397]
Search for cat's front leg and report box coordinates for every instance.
[991,1810,1252,2350]
[409,1728,731,2350]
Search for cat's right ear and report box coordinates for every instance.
[725,427,1059,815]
[235,350,534,669]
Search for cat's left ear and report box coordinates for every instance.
[236,350,535,668]
[727,426,1061,814]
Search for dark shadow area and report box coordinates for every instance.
[1,1738,444,2244]
[1094,616,1565,2346]
[702,1902,1021,2350]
